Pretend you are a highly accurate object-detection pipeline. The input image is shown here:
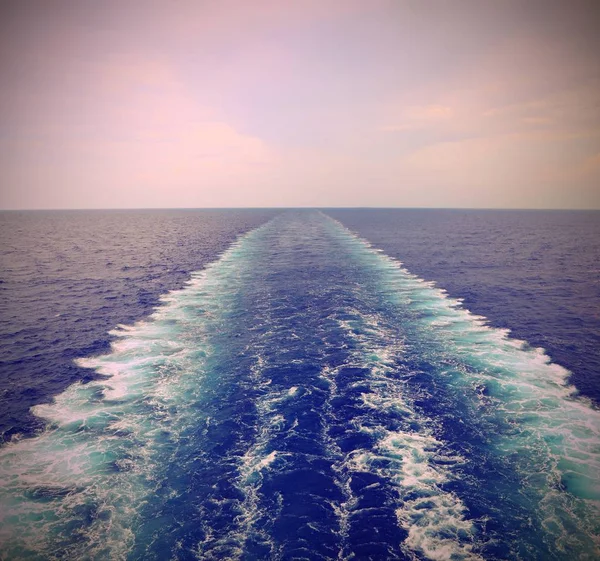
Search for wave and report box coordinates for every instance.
[324,212,600,559]
[0,223,269,560]
[0,211,598,560]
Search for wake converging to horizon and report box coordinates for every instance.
[1,211,598,560]
[3,2,600,558]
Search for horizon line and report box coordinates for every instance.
[1,206,599,212]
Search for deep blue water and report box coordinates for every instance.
[0,209,278,441]
[326,209,600,404]
[1,209,599,560]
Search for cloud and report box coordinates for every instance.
[0,50,274,208]
[580,153,600,177]
[2,0,599,209]
[380,105,454,132]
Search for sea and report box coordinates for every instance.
[0,208,599,560]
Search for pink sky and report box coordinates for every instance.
[1,0,599,209]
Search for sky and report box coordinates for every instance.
[0,0,599,209]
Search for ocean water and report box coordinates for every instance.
[0,209,599,560]
[326,209,600,404]
[0,209,278,442]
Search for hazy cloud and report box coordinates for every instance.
[1,0,598,208]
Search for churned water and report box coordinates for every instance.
[0,209,278,441]
[0,209,598,560]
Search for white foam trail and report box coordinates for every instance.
[3,211,599,560]
[324,212,600,558]
[329,308,482,561]
[225,214,483,560]
[0,222,272,560]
